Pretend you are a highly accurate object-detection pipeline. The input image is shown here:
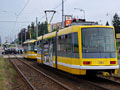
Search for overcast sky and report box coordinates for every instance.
[0,0,120,43]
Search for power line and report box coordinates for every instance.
[17,0,31,17]
[12,0,31,29]
[12,0,31,39]
[0,21,31,23]
[13,0,31,28]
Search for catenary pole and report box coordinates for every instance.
[62,0,64,28]
[36,17,38,39]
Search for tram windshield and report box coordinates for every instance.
[82,27,116,58]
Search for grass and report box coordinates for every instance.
[0,56,8,90]
[116,41,120,50]
[118,56,120,59]
[0,56,18,90]
[118,69,120,75]
[4,58,18,89]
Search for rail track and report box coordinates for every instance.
[84,75,120,90]
[9,55,73,90]
[98,75,120,83]
[13,55,110,90]
[8,55,120,90]
[8,55,36,90]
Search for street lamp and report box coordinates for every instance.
[74,8,85,19]
[106,13,112,25]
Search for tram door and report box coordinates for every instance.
[49,42,53,67]
[43,39,53,67]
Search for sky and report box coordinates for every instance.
[0,0,120,43]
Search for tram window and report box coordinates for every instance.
[53,37,56,55]
[58,33,75,57]
[58,32,79,58]
[30,43,34,51]
[37,41,41,48]
[66,34,72,52]
[28,44,31,51]
[59,36,61,40]
[37,40,42,54]
[82,27,116,58]
[65,34,68,38]
[72,32,79,53]
[23,44,28,52]
[37,41,39,45]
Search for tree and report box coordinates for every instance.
[112,13,120,37]
[106,21,109,26]
[38,21,48,36]
[27,25,30,40]
[52,26,59,32]
[31,22,36,39]
[44,21,48,34]
[18,21,48,42]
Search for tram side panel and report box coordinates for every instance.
[55,32,84,75]
[23,44,28,58]
[28,43,37,59]
[37,31,85,75]
[37,40,43,63]
[23,43,37,59]
[36,26,119,75]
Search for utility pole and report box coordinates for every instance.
[0,36,1,47]
[21,31,22,45]
[29,27,32,39]
[25,29,26,41]
[62,0,64,28]
[14,35,16,47]
[36,17,38,39]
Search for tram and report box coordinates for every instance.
[23,39,37,59]
[36,23,119,75]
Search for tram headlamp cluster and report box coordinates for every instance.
[83,61,91,65]
[110,61,116,64]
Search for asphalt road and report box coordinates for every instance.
[0,49,3,56]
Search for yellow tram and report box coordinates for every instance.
[23,39,37,59]
[36,25,119,75]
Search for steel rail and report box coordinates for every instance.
[97,75,120,85]
[9,56,36,90]
[15,55,109,90]
[14,55,73,90]
[72,76,109,90]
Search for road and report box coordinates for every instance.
[0,47,3,56]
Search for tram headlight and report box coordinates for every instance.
[110,61,116,64]
[83,61,91,65]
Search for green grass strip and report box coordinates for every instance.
[0,56,8,90]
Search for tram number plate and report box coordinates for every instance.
[99,61,104,64]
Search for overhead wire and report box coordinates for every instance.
[17,0,31,17]
[12,0,66,42]
[0,21,31,23]
[12,0,31,40]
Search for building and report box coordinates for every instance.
[116,33,120,42]
[51,22,62,31]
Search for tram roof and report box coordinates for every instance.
[37,25,114,41]
[23,39,36,44]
